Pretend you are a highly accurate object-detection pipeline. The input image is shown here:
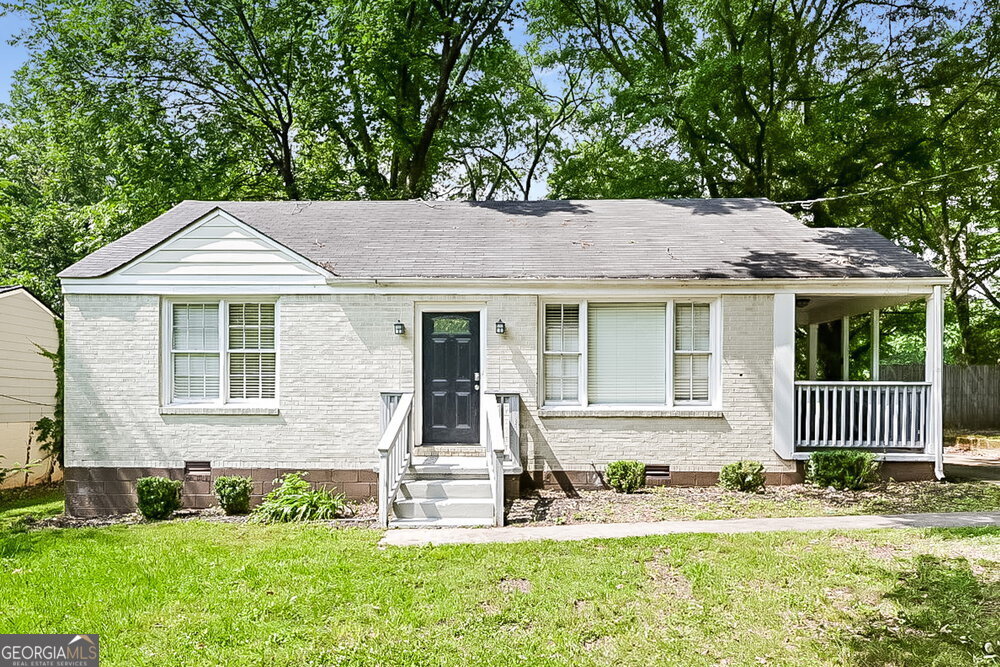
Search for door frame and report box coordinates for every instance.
[413,302,488,446]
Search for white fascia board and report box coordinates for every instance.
[61,274,949,296]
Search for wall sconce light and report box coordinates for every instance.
[495,319,506,335]
[393,320,406,335]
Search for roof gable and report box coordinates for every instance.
[97,209,332,286]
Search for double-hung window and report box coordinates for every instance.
[543,304,581,403]
[167,300,277,405]
[542,300,717,408]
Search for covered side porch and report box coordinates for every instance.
[773,283,946,477]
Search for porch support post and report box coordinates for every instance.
[926,286,945,479]
[871,309,880,381]
[807,324,818,381]
[841,316,850,380]
[773,293,796,459]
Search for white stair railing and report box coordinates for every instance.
[377,392,414,528]
[484,398,506,527]
[493,393,522,474]
[795,382,930,450]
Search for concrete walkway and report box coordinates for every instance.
[945,452,1000,484]
[380,511,1000,547]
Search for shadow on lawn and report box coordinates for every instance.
[844,554,999,665]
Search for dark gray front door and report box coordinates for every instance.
[422,312,480,444]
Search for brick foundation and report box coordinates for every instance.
[64,466,377,517]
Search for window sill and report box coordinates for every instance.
[538,406,723,418]
[160,405,280,416]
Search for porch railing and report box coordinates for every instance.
[795,382,930,450]
[484,398,506,527]
[493,393,522,474]
[377,392,414,527]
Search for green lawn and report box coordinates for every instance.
[0,483,65,530]
[1,489,998,665]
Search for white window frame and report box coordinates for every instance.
[539,297,721,410]
[162,298,280,407]
[541,302,585,405]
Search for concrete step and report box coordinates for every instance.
[399,479,492,500]
[389,517,493,528]
[392,497,495,520]
[416,444,485,457]
[408,456,488,479]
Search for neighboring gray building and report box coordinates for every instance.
[59,199,948,525]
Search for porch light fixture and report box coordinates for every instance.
[795,297,811,309]
[393,320,406,335]
[495,319,506,335]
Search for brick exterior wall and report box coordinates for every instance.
[63,292,803,514]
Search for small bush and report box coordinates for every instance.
[807,450,880,491]
[251,472,348,523]
[214,476,253,515]
[719,460,767,493]
[605,461,646,493]
[136,476,182,520]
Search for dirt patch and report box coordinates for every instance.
[645,560,694,599]
[28,499,379,530]
[498,577,532,594]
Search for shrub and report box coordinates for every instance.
[719,460,766,493]
[214,476,253,515]
[807,450,880,491]
[136,476,182,520]
[605,461,646,493]
[251,472,348,523]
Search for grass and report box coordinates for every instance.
[1,491,998,665]
[0,483,65,530]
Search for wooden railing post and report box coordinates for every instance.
[377,392,414,528]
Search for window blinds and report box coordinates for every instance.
[171,303,221,400]
[674,303,711,402]
[587,304,667,404]
[543,304,580,402]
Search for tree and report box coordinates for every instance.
[10,0,523,201]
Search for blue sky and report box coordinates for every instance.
[0,12,29,103]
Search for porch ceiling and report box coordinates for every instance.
[795,294,923,325]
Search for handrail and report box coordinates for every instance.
[493,393,522,474]
[377,392,414,528]
[484,398,506,527]
[795,381,930,386]
[795,383,929,450]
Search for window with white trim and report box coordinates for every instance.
[588,303,667,404]
[168,301,277,404]
[673,302,711,403]
[543,304,580,403]
[543,300,717,407]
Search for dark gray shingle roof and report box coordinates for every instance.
[59,199,944,280]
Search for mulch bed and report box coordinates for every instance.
[26,499,379,530]
[506,480,999,526]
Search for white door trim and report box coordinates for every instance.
[413,302,488,446]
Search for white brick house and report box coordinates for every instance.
[59,199,949,524]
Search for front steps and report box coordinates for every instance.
[390,456,495,528]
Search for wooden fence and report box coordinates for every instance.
[881,364,1000,430]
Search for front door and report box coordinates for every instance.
[422,312,480,444]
